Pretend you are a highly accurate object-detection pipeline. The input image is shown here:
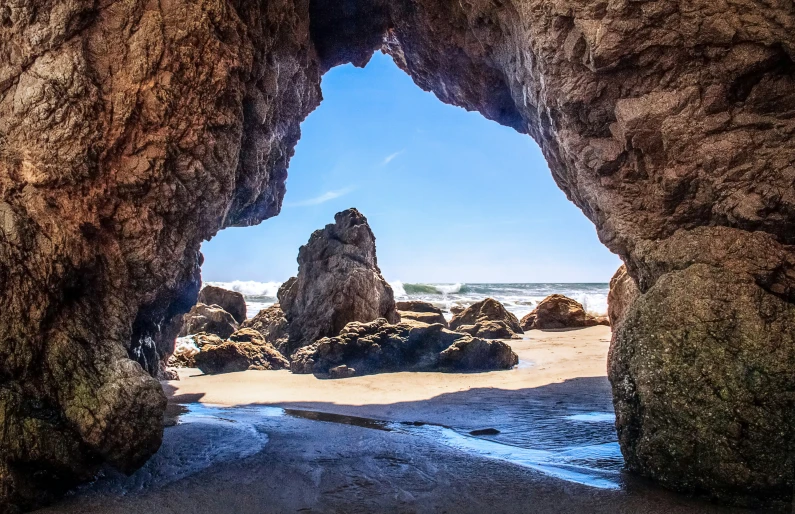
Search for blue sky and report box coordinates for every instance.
[201,52,621,284]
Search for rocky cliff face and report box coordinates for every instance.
[278,209,400,355]
[1,0,794,510]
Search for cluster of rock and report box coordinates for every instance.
[520,295,609,331]
[291,318,517,377]
[169,210,524,378]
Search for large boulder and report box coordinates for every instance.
[397,300,448,327]
[439,338,518,371]
[609,265,795,504]
[194,328,289,375]
[608,265,640,329]
[199,285,247,323]
[179,303,238,339]
[291,318,517,377]
[449,298,523,338]
[520,295,608,331]
[239,304,290,354]
[278,209,400,354]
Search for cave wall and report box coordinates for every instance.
[1,0,794,511]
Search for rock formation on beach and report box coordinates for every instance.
[194,328,289,375]
[199,286,247,324]
[397,300,449,327]
[239,304,290,354]
[2,0,794,509]
[449,298,523,339]
[278,209,400,355]
[291,318,517,377]
[179,303,239,340]
[521,295,608,330]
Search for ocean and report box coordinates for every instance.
[205,280,610,321]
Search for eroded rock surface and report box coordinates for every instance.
[199,286,247,324]
[194,328,289,375]
[397,300,448,327]
[278,209,400,355]
[449,298,523,338]
[179,303,239,340]
[239,304,290,354]
[2,0,795,508]
[291,318,515,377]
[607,265,640,329]
[521,295,606,330]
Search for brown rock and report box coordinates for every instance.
[179,303,239,339]
[194,329,289,375]
[439,338,518,371]
[199,285,247,323]
[521,295,602,331]
[278,209,400,354]
[239,304,290,354]
[450,306,466,316]
[291,318,515,376]
[449,298,523,338]
[607,265,640,329]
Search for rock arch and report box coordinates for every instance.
[1,0,793,510]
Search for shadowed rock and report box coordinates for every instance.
[397,300,448,327]
[450,298,523,338]
[278,209,400,354]
[521,295,607,331]
[199,286,247,323]
[291,319,516,377]
[239,304,290,354]
[179,304,239,340]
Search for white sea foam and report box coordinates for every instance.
[205,280,282,298]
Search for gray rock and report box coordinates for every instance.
[278,209,400,354]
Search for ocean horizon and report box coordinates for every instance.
[205,280,610,321]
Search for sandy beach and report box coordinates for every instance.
[35,326,752,513]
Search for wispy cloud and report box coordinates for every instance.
[381,150,404,166]
[285,186,355,207]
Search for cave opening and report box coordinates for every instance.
[200,51,621,321]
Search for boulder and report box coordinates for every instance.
[192,333,226,349]
[397,301,448,327]
[439,338,518,370]
[449,298,523,338]
[520,295,605,330]
[291,318,516,377]
[608,265,640,329]
[199,285,247,323]
[278,209,400,354]
[239,304,290,353]
[179,303,238,339]
[329,365,357,379]
[194,328,289,375]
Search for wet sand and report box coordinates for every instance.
[37,327,752,513]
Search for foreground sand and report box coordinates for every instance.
[166,326,613,416]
